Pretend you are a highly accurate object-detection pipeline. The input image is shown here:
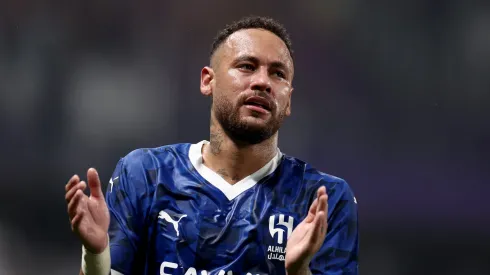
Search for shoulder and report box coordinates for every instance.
[310,165,355,202]
[108,143,192,195]
[109,143,192,187]
[285,157,359,234]
[119,142,191,170]
[282,154,357,204]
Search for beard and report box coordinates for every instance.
[213,92,286,145]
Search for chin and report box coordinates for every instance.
[216,108,281,144]
[240,115,270,125]
[229,120,277,145]
[231,131,273,145]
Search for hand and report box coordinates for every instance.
[65,168,110,254]
[285,186,328,275]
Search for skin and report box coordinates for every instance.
[66,28,328,275]
[200,28,294,184]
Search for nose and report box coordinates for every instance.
[250,67,272,94]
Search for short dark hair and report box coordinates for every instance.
[210,15,293,61]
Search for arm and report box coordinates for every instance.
[104,154,152,274]
[65,168,111,275]
[309,183,359,274]
[67,150,151,275]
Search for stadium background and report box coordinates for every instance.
[0,1,489,274]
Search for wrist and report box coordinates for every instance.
[286,262,311,275]
[81,234,111,275]
[84,234,109,254]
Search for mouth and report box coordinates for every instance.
[243,96,272,113]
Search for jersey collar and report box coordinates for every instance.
[188,140,283,200]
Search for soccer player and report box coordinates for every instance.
[65,16,359,275]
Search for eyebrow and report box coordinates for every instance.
[234,55,290,73]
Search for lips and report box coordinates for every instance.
[243,96,272,111]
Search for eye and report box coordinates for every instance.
[274,70,286,79]
[239,63,255,71]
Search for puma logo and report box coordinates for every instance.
[158,210,187,236]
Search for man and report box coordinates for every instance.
[65,16,359,275]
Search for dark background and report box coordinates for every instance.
[0,1,489,274]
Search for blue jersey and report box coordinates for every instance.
[106,140,359,275]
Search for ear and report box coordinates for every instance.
[200,66,214,96]
[285,87,293,116]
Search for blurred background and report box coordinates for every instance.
[1,0,489,274]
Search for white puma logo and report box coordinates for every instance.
[109,177,119,193]
[158,210,187,236]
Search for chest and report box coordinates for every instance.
[145,182,308,275]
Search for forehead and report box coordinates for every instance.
[219,28,293,68]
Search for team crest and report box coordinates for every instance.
[267,214,294,261]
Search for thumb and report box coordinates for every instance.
[87,168,104,199]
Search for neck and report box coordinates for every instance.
[202,120,278,185]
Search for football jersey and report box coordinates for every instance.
[106,140,359,275]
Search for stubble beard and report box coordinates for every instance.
[213,95,285,145]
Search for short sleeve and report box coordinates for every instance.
[105,154,151,274]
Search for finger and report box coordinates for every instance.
[313,195,329,234]
[316,192,328,214]
[316,186,328,210]
[65,174,80,192]
[317,186,327,198]
[71,208,85,232]
[308,186,327,216]
[68,189,86,219]
[304,198,318,223]
[87,168,103,199]
[72,203,96,234]
[65,181,87,203]
[311,211,327,239]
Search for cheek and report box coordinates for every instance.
[214,75,242,105]
[227,70,250,91]
[275,87,292,109]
